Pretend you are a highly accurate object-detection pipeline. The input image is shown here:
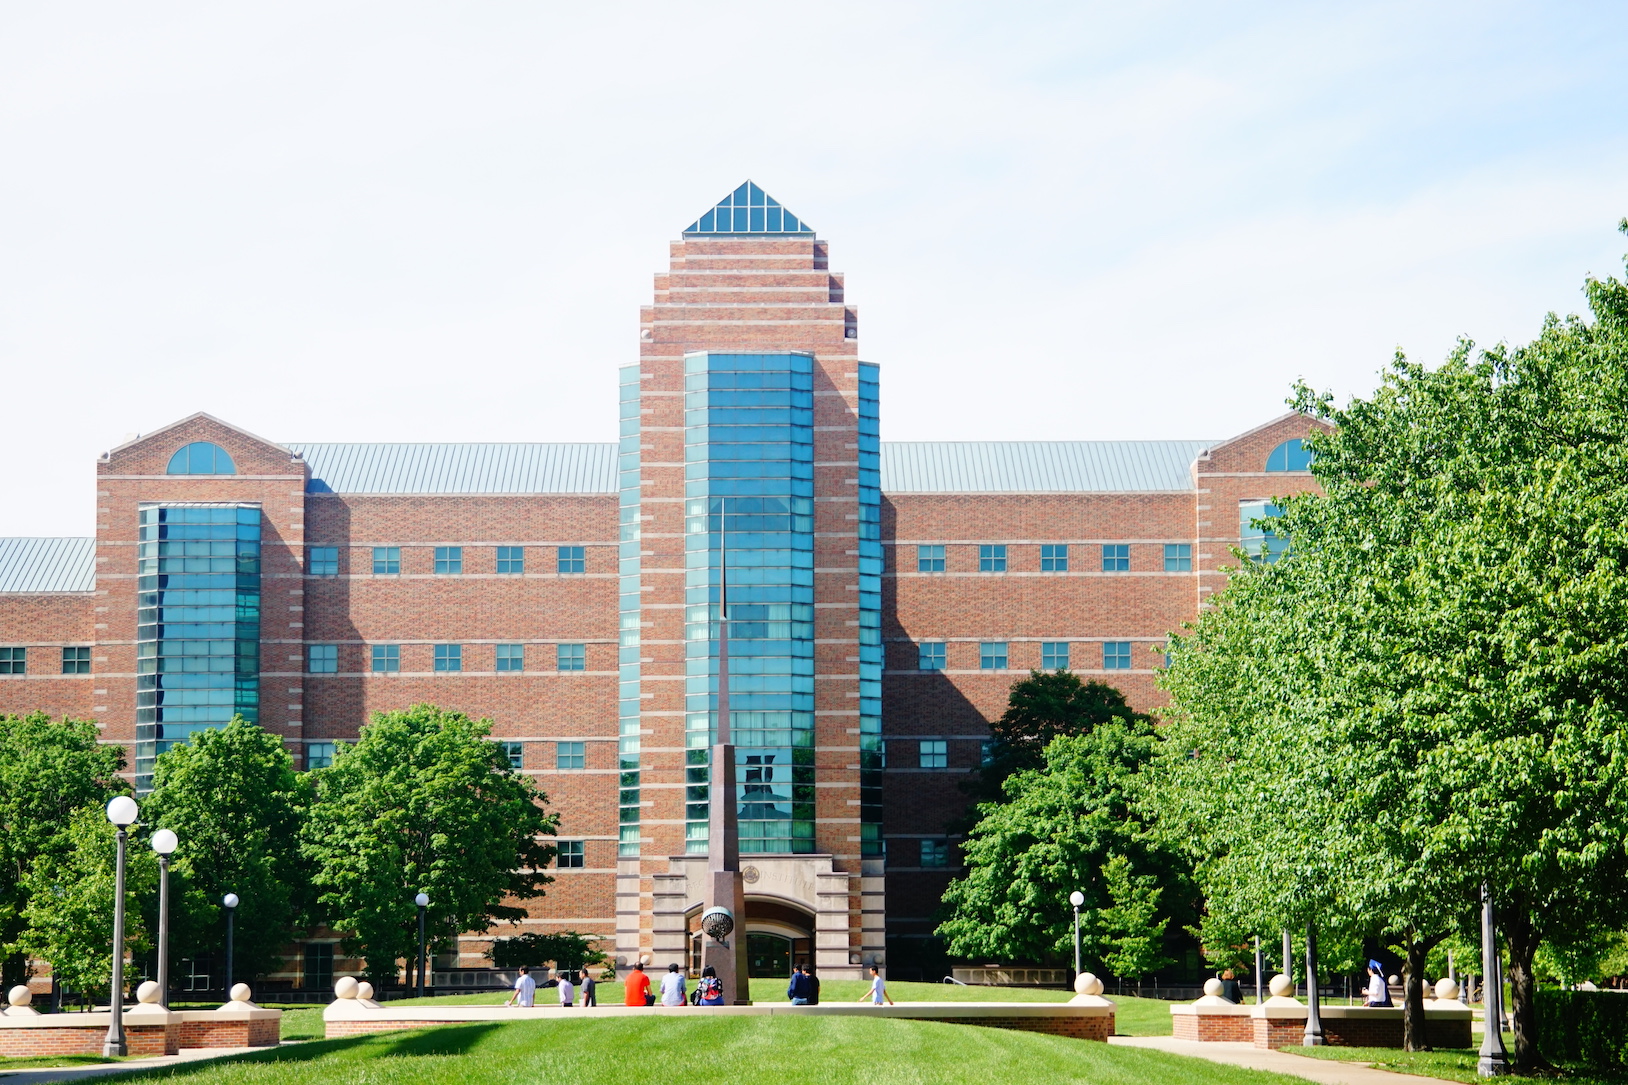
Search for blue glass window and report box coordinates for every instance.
[1165,543,1192,571]
[1240,502,1288,563]
[306,742,335,770]
[308,547,338,576]
[1042,642,1069,670]
[682,181,814,236]
[917,545,945,573]
[557,741,586,770]
[372,547,400,575]
[1040,544,1068,572]
[979,545,1007,572]
[980,642,1008,670]
[434,644,462,672]
[0,647,24,675]
[919,740,947,769]
[1265,438,1313,472]
[165,442,236,475]
[371,644,399,673]
[307,645,337,673]
[434,547,462,575]
[558,643,586,671]
[919,642,945,671]
[499,741,524,769]
[1102,544,1130,572]
[920,839,950,868]
[557,546,585,574]
[556,840,585,868]
[61,646,90,674]
[496,547,525,574]
[496,644,524,672]
[1103,642,1133,670]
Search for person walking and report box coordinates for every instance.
[697,965,724,1006]
[505,965,536,1008]
[558,969,575,1008]
[659,963,687,1006]
[787,964,812,1005]
[580,967,597,1007]
[624,962,651,1007]
[858,965,893,1005]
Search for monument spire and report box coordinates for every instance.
[700,521,749,1002]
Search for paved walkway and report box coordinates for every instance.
[0,1046,256,1083]
[1109,1036,1459,1085]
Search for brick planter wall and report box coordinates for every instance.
[1253,1015,1307,1049]
[1173,1014,1252,1042]
[177,1016,280,1048]
[0,1023,172,1058]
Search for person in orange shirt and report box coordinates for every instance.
[624,962,651,1007]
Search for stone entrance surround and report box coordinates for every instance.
[0,982,281,1057]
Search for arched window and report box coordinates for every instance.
[166,442,236,475]
[1265,438,1312,472]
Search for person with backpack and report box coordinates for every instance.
[696,965,724,1006]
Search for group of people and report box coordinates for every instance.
[504,961,895,1008]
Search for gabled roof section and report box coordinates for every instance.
[683,181,814,236]
[880,441,1214,493]
[104,412,291,459]
[0,538,96,592]
[289,443,618,494]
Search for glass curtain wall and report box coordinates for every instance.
[683,352,816,855]
[618,365,642,857]
[856,363,884,857]
[135,504,262,792]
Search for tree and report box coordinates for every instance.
[301,704,558,985]
[1098,854,1173,986]
[0,713,125,988]
[143,717,311,982]
[488,932,607,972]
[16,805,156,1001]
[936,720,1191,973]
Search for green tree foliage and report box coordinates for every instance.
[1155,231,1628,1067]
[487,931,607,971]
[936,720,1191,971]
[0,713,125,987]
[1098,854,1173,983]
[143,717,310,983]
[301,704,558,984]
[16,806,156,999]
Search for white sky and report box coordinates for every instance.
[3,1,1626,536]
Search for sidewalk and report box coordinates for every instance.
[0,1046,257,1084]
[1109,1036,1460,1085]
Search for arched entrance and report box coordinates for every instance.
[686,897,815,977]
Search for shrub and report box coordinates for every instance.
[1534,989,1628,1069]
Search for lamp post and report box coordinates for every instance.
[1254,936,1264,1004]
[222,893,239,997]
[1477,884,1509,1077]
[103,795,139,1057]
[1068,891,1085,981]
[1282,930,1293,991]
[1303,922,1325,1046]
[415,892,430,999]
[150,829,178,1009]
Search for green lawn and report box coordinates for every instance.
[94,1014,1302,1085]
[0,1053,123,1069]
[1296,1039,1628,1085]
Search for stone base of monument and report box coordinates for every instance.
[0,982,280,1058]
[325,972,1116,1042]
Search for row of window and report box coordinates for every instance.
[913,543,1192,573]
[308,546,588,577]
[306,739,589,771]
[309,643,588,673]
[0,647,91,675]
[916,640,1138,671]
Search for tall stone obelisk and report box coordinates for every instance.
[700,537,750,1003]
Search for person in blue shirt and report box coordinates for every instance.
[787,965,813,1004]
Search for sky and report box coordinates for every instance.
[3,1,1627,536]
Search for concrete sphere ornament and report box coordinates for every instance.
[1269,974,1294,998]
[334,977,360,999]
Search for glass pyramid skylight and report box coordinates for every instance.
[683,181,813,236]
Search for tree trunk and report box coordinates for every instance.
[1400,930,1448,1052]
[1501,906,1545,1072]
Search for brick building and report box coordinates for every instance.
[0,182,1319,985]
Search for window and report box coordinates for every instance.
[0,648,24,675]
[496,644,525,672]
[1040,544,1069,572]
[371,644,399,673]
[557,741,586,770]
[434,546,462,575]
[1240,501,1288,562]
[1103,641,1133,670]
[1164,543,1192,572]
[61,646,90,674]
[919,740,947,769]
[308,547,338,576]
[306,742,336,770]
[499,741,524,769]
[372,547,400,575]
[557,840,585,869]
[165,441,235,475]
[1265,438,1313,472]
[1102,544,1130,571]
[307,645,337,673]
[920,839,951,868]
[497,546,525,575]
[557,643,586,671]
[916,544,945,573]
[918,642,945,671]
[979,642,1008,670]
[1042,642,1069,670]
[303,943,334,991]
[979,740,993,766]
[978,544,1007,572]
[434,644,463,672]
[557,546,585,574]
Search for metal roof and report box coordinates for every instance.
[289,444,619,494]
[0,537,95,592]
[879,441,1213,493]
